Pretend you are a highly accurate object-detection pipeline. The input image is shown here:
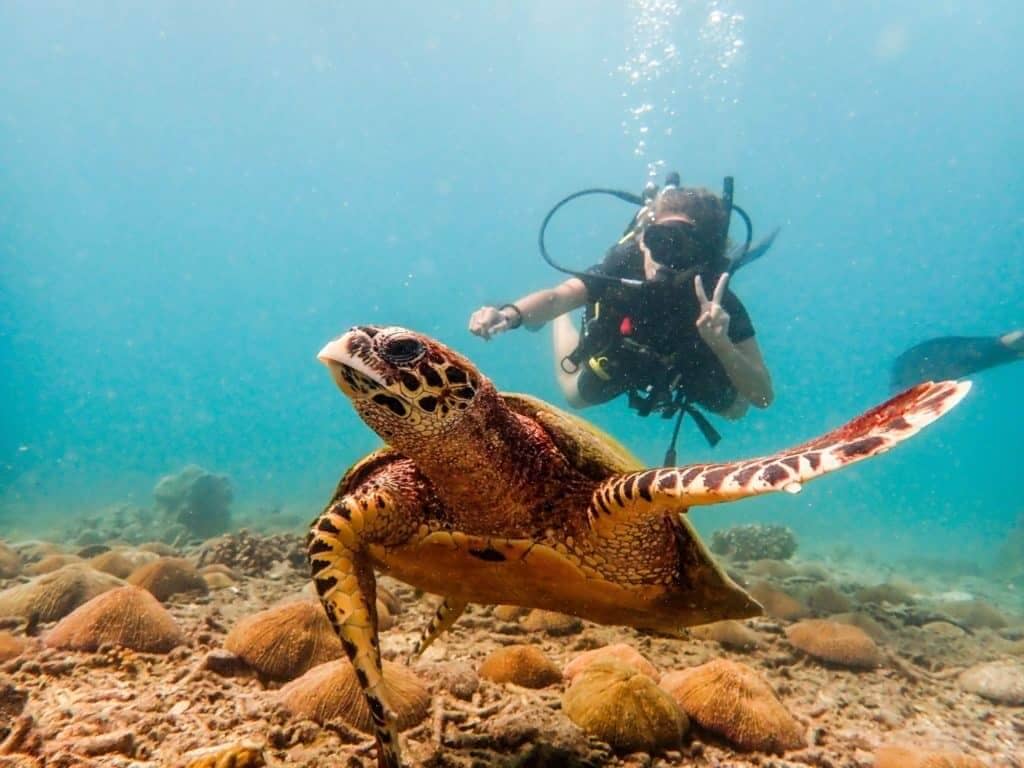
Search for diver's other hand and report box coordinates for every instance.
[469,306,510,341]
[695,272,732,348]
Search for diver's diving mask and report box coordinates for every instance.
[640,219,708,272]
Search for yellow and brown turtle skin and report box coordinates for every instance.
[308,325,970,768]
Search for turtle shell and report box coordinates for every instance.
[502,392,642,480]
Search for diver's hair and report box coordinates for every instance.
[653,187,730,264]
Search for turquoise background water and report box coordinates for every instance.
[1,2,1021,565]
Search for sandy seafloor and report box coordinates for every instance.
[0,529,1021,768]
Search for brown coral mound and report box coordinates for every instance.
[87,550,137,579]
[785,619,882,669]
[0,630,29,661]
[224,599,342,681]
[25,554,82,575]
[660,658,805,753]
[855,582,914,605]
[806,585,852,614]
[749,582,809,620]
[479,644,562,688]
[45,585,185,653]
[0,564,124,622]
[958,661,1024,705]
[563,660,687,754]
[830,612,888,642]
[492,604,528,622]
[0,541,22,578]
[522,609,582,636]
[943,599,1007,630]
[564,643,659,684]
[875,745,987,768]
[278,658,430,732]
[127,557,208,602]
[690,621,762,651]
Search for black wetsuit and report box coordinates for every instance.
[891,335,1021,390]
[575,241,755,413]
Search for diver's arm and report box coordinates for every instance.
[469,278,588,340]
[693,273,773,408]
[709,336,774,408]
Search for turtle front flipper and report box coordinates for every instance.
[308,488,417,768]
[408,596,469,661]
[589,380,970,528]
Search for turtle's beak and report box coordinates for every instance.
[317,337,349,367]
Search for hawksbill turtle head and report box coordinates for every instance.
[318,326,488,444]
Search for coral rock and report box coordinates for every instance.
[493,604,528,622]
[87,550,137,579]
[564,643,659,684]
[855,582,915,605]
[278,658,430,732]
[785,619,882,669]
[710,524,797,562]
[127,557,208,602]
[829,612,888,643]
[183,741,266,768]
[943,599,1007,630]
[958,661,1024,705]
[45,585,185,653]
[563,660,687,754]
[875,745,987,768]
[806,585,852,615]
[195,529,304,577]
[689,620,762,651]
[0,564,124,622]
[25,554,82,575]
[0,541,22,579]
[660,658,805,753]
[154,464,233,538]
[0,631,29,661]
[749,582,809,621]
[203,572,235,590]
[479,644,562,688]
[522,609,582,636]
[224,599,342,681]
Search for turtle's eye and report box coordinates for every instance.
[380,335,425,365]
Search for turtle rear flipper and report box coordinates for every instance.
[590,380,970,527]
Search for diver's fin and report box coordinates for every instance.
[729,226,780,273]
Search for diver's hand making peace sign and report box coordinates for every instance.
[695,272,732,349]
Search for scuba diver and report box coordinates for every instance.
[891,329,1024,390]
[468,173,775,463]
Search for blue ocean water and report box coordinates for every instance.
[1,2,1020,566]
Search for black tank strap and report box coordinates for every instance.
[662,394,722,466]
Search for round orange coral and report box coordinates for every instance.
[45,585,184,653]
[785,619,882,669]
[660,659,804,753]
[224,599,342,681]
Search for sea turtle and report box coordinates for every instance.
[309,325,969,768]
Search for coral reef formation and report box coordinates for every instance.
[195,530,305,577]
[563,643,659,684]
[875,745,987,768]
[278,658,430,732]
[127,558,208,602]
[689,620,762,650]
[153,464,233,539]
[224,599,342,681]
[661,659,805,753]
[785,619,883,669]
[710,524,798,562]
[0,564,124,624]
[44,585,184,653]
[562,660,687,754]
[479,645,562,688]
